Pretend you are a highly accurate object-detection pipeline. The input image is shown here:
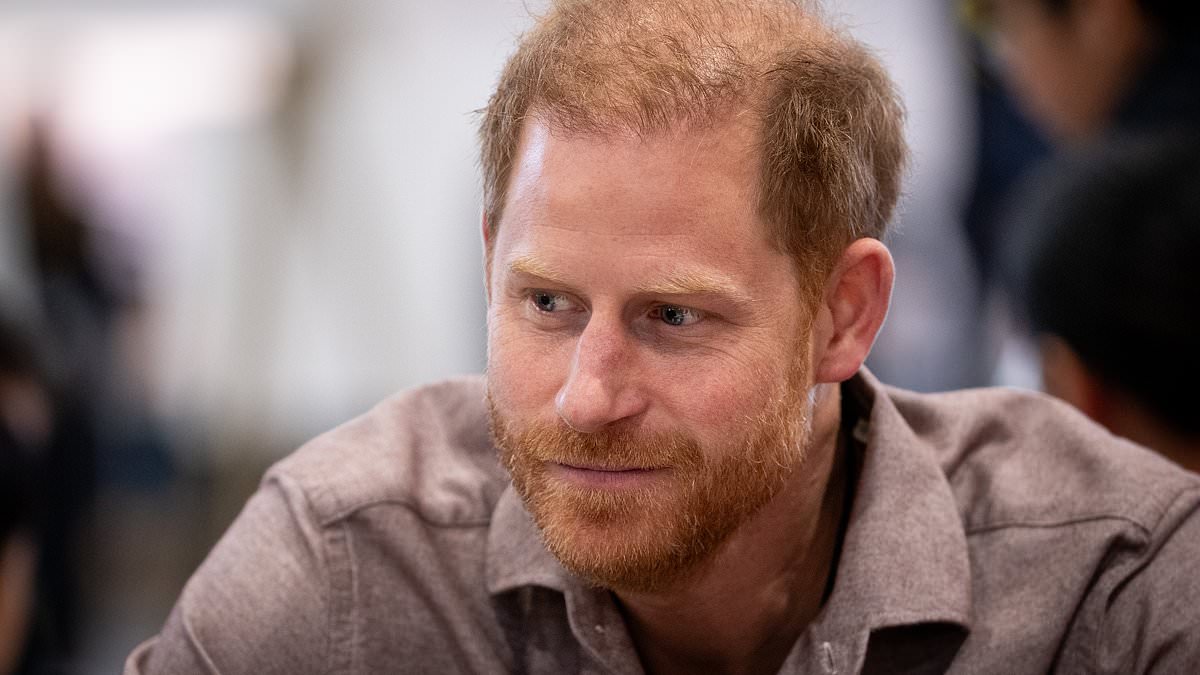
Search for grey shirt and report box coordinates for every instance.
[126,371,1200,674]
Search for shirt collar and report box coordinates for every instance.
[484,368,973,643]
[485,484,570,596]
[812,368,972,640]
[486,479,645,673]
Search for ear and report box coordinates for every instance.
[812,238,894,384]
[1038,334,1112,424]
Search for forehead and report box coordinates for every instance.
[494,117,788,282]
[507,116,759,216]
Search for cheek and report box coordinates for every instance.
[486,311,573,414]
[651,353,791,441]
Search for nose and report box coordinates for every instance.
[555,316,647,433]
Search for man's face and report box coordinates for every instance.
[485,116,816,593]
[981,0,1144,140]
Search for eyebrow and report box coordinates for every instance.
[507,254,753,304]
[508,255,571,283]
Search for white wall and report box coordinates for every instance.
[150,1,545,451]
[2,0,978,458]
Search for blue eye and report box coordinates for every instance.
[530,291,575,313]
[533,292,558,312]
[654,305,700,326]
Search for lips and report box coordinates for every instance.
[558,462,660,473]
[548,462,669,489]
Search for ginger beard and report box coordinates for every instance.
[488,352,813,594]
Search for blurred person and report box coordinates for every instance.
[963,0,1199,142]
[959,0,1195,274]
[1015,133,1200,472]
[0,308,50,674]
[959,50,1050,297]
[962,0,1200,419]
[13,120,104,669]
[0,427,39,675]
[128,1,1200,673]
[958,0,1197,388]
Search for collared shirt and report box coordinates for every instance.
[125,370,1200,674]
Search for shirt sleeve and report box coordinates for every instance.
[124,472,338,675]
[1093,485,1200,674]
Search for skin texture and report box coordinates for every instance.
[490,358,813,596]
[987,0,1153,140]
[484,115,894,674]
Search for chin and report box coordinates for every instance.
[529,484,699,590]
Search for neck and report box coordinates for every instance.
[615,383,849,675]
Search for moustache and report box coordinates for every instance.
[499,420,705,472]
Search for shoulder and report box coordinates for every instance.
[125,376,516,674]
[881,384,1200,670]
[268,375,509,528]
[885,384,1200,535]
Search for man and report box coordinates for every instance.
[963,0,1200,452]
[1017,133,1200,474]
[127,1,1200,673]
[956,0,1197,345]
[0,312,47,675]
[962,0,1198,142]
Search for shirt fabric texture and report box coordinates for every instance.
[125,370,1200,674]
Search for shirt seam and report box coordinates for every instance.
[265,472,343,674]
[1086,484,1200,674]
[346,521,361,674]
[325,519,355,674]
[318,497,494,530]
[180,606,222,674]
[816,610,968,645]
[965,513,1152,537]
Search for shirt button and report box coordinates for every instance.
[594,624,605,634]
[821,641,838,674]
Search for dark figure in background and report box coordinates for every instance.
[0,425,40,675]
[4,122,106,675]
[965,0,1199,141]
[0,311,51,674]
[959,53,1049,292]
[0,334,42,674]
[964,0,1200,463]
[958,0,1199,372]
[1,300,105,675]
[1012,134,1200,473]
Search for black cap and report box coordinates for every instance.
[1010,132,1200,436]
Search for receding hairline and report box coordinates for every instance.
[480,0,909,298]
[491,103,768,232]
[488,0,843,133]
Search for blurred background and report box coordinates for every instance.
[2,0,1174,671]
